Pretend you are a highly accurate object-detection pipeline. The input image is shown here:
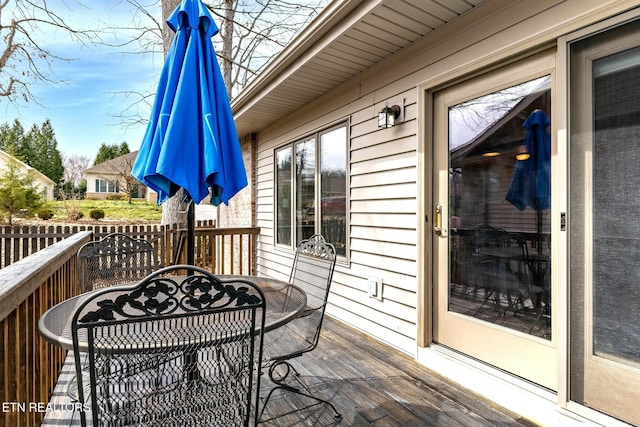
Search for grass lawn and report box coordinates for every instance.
[43,199,162,222]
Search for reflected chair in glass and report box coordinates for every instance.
[471,227,541,316]
[71,264,266,427]
[259,234,341,422]
[467,225,505,306]
[529,256,551,335]
[77,232,158,292]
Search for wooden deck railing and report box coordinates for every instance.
[0,232,92,427]
[167,227,261,275]
[0,220,216,269]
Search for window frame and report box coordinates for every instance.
[274,121,349,260]
[95,178,120,193]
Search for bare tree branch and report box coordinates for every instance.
[110,0,327,130]
[62,153,91,186]
[0,0,99,107]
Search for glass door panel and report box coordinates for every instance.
[569,18,640,425]
[433,51,557,390]
[447,75,552,339]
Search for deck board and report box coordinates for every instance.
[42,316,539,426]
[258,316,538,426]
[41,352,83,426]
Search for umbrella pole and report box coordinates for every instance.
[537,209,542,254]
[187,200,195,265]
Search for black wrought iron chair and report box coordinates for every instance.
[259,234,341,423]
[77,232,157,292]
[71,264,266,427]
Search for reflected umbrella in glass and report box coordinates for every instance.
[506,108,551,239]
[506,109,551,212]
[506,108,551,329]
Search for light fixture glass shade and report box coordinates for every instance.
[378,104,401,128]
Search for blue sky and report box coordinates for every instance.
[2,1,163,161]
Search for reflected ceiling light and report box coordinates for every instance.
[515,145,530,161]
[482,151,501,157]
[378,103,401,129]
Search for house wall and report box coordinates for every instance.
[30,174,55,201]
[217,133,256,227]
[250,0,640,356]
[0,152,55,201]
[85,172,147,201]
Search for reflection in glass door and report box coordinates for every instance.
[433,51,557,390]
[447,76,552,339]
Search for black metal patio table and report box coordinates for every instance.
[38,274,307,352]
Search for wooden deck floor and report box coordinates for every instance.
[42,316,539,426]
[258,316,538,427]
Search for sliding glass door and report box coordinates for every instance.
[569,18,640,426]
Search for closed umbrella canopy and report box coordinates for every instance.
[132,0,247,207]
[506,109,551,211]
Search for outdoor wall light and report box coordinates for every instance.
[378,103,401,129]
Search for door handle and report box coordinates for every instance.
[434,203,447,237]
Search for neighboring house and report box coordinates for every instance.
[84,151,155,202]
[0,149,55,201]
[222,1,640,426]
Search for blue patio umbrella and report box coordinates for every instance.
[506,109,551,212]
[132,0,247,264]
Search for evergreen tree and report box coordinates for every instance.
[0,119,64,184]
[22,124,38,166]
[0,158,45,224]
[94,142,131,165]
[28,119,64,184]
[0,123,10,150]
[0,120,26,155]
[118,142,130,156]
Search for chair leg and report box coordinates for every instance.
[258,360,341,423]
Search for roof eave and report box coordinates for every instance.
[231,0,380,134]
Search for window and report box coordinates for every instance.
[95,179,119,193]
[275,123,347,256]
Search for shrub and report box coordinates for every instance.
[63,201,83,220]
[89,209,105,220]
[37,208,54,220]
[106,194,125,201]
[66,210,83,220]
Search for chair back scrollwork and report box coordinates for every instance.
[77,232,158,292]
[259,234,341,422]
[72,265,265,427]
